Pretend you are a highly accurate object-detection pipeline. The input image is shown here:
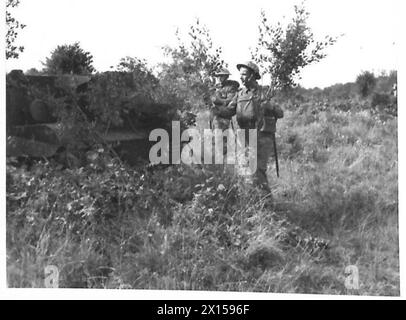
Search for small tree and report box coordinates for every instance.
[116,56,159,98]
[159,18,227,111]
[356,71,376,98]
[252,2,338,94]
[25,68,42,75]
[6,0,26,59]
[42,42,95,75]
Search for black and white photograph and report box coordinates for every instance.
[4,0,401,297]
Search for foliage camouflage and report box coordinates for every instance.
[6,57,188,163]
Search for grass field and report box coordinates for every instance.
[6,102,399,295]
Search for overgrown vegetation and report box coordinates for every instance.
[6,2,398,295]
[289,70,397,117]
[7,99,398,294]
[159,18,227,112]
[252,2,338,92]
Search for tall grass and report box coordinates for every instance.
[6,102,399,295]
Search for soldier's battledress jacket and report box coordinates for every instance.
[220,82,284,133]
[219,82,284,190]
[211,80,239,120]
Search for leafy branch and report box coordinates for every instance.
[252,2,339,93]
[6,0,26,59]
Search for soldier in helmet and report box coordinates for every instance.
[209,68,239,163]
[218,61,284,192]
[210,68,239,130]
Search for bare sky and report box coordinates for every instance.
[4,0,401,88]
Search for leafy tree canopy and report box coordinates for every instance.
[158,19,227,111]
[252,2,338,93]
[42,42,95,75]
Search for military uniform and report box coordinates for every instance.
[209,73,239,162]
[210,80,239,130]
[219,63,283,191]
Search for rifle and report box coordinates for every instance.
[273,133,280,178]
[209,110,214,129]
[262,81,280,178]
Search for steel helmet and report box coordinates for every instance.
[213,68,231,76]
[236,61,261,80]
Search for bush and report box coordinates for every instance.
[6,155,330,290]
[159,19,226,112]
[356,71,376,98]
[371,92,397,117]
[371,93,391,108]
[7,97,399,295]
[6,29,399,295]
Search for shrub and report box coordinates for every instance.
[42,42,95,75]
[371,93,391,108]
[159,19,226,112]
[356,71,376,98]
[370,92,396,117]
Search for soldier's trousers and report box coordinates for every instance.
[212,116,232,161]
[238,130,274,192]
[212,116,231,131]
[255,131,275,192]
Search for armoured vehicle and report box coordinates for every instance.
[6,69,181,165]
[6,70,91,158]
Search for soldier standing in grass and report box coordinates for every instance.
[218,61,284,192]
[209,68,239,162]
